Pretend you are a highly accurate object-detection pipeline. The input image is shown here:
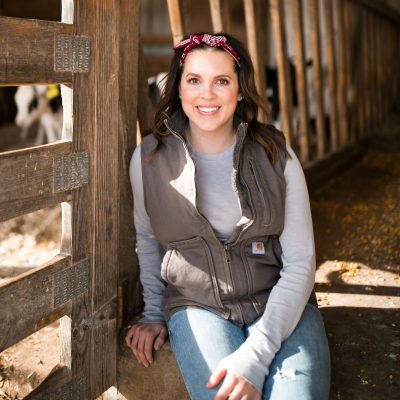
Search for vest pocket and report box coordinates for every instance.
[161,236,224,309]
[248,160,272,226]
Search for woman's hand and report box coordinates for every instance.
[125,323,168,367]
[207,366,261,400]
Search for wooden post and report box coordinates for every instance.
[336,0,349,147]
[307,0,326,158]
[117,0,141,327]
[323,0,339,150]
[291,0,311,162]
[244,0,267,120]
[60,0,122,398]
[167,0,184,45]
[209,0,231,33]
[269,0,294,144]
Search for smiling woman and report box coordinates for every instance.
[125,32,331,400]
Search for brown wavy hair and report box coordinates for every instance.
[146,32,289,164]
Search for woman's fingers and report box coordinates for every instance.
[210,369,261,400]
[124,323,167,367]
[207,366,227,388]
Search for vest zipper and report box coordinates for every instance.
[165,120,249,321]
[224,244,245,323]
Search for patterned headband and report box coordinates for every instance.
[174,34,241,67]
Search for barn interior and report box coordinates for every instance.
[0,1,399,399]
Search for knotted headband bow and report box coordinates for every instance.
[174,34,241,67]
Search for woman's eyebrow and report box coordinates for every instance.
[184,72,233,79]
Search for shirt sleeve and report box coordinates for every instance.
[217,144,316,392]
[129,146,165,324]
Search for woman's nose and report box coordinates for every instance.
[200,82,215,98]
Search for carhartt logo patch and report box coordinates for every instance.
[252,242,265,254]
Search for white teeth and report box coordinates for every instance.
[198,106,219,113]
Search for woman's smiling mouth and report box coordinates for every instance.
[196,106,220,115]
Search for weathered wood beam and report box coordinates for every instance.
[244,0,267,121]
[291,0,311,163]
[336,0,349,147]
[167,0,184,45]
[117,0,141,325]
[0,255,76,352]
[324,0,339,151]
[24,365,71,400]
[307,0,326,158]
[269,0,294,144]
[209,0,231,33]
[0,16,73,85]
[0,141,90,222]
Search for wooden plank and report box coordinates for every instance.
[244,0,267,121]
[70,0,120,398]
[0,255,73,352]
[0,16,73,85]
[307,0,326,158]
[25,365,71,400]
[336,0,349,147]
[269,0,294,144]
[209,0,230,33]
[167,0,184,45]
[323,0,339,151]
[0,141,73,222]
[117,0,141,325]
[291,0,311,163]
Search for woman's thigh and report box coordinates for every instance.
[168,308,246,400]
[258,304,331,400]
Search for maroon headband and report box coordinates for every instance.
[174,34,241,67]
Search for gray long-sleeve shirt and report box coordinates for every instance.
[129,141,316,391]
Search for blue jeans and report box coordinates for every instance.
[168,304,331,400]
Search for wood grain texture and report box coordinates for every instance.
[323,0,339,151]
[117,0,141,325]
[167,0,184,45]
[0,16,72,85]
[0,255,72,352]
[70,0,120,397]
[209,0,230,33]
[290,0,311,163]
[244,0,267,121]
[336,0,349,147]
[307,0,326,158]
[24,365,71,400]
[269,0,294,144]
[0,141,72,222]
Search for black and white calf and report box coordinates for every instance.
[14,85,63,145]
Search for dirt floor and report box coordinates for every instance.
[0,116,399,399]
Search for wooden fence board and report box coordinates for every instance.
[307,0,326,158]
[323,0,339,151]
[336,0,349,147]
[0,16,73,85]
[244,0,267,111]
[291,0,311,162]
[117,0,141,324]
[269,0,294,144]
[209,0,230,33]
[167,0,184,45]
[0,141,75,222]
[0,255,73,352]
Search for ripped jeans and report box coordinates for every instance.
[168,304,331,400]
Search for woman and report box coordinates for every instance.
[126,33,330,400]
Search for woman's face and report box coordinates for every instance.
[179,48,240,137]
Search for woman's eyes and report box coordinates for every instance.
[186,78,230,85]
[217,78,229,85]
